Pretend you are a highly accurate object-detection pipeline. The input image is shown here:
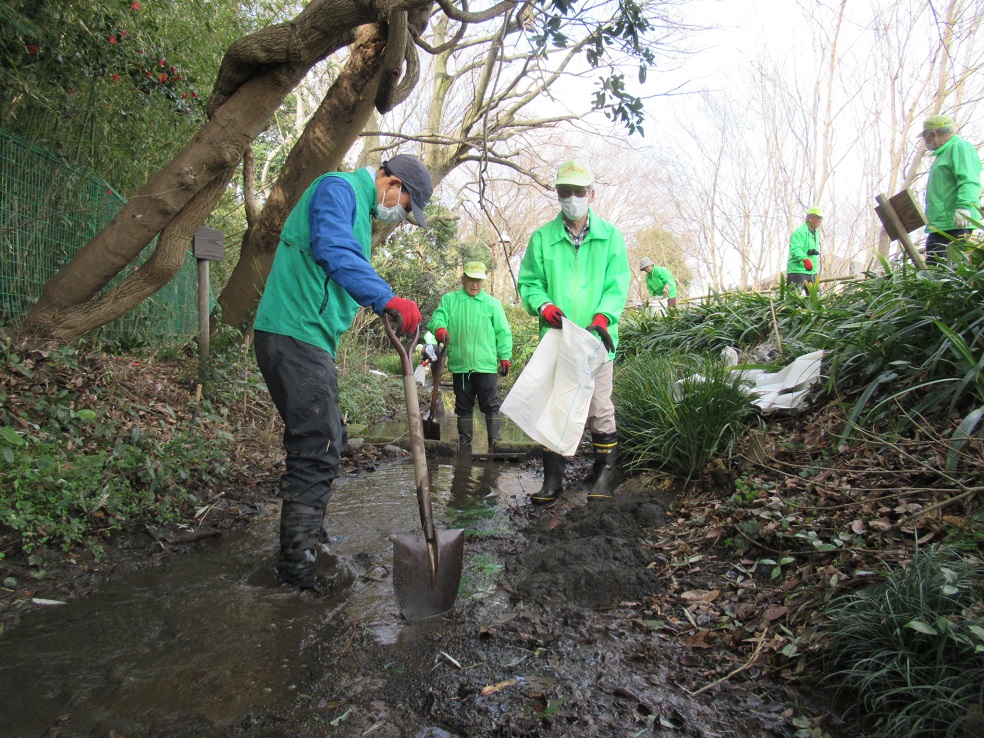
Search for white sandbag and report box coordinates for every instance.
[741,349,824,413]
[501,318,610,456]
[413,363,427,385]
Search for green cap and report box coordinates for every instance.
[923,115,954,132]
[555,160,593,187]
[463,261,488,279]
[807,206,823,217]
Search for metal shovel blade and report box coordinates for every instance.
[392,528,464,619]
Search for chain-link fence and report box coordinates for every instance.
[0,126,200,344]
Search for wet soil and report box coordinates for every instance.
[0,445,834,738]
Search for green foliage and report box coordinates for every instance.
[823,546,984,737]
[613,352,756,479]
[0,0,245,196]
[619,256,984,444]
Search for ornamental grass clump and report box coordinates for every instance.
[613,352,756,480]
[823,546,984,737]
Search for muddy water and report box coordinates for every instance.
[0,447,532,738]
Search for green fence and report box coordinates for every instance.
[0,126,200,344]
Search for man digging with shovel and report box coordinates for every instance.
[253,154,433,592]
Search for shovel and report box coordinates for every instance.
[422,344,447,441]
[383,315,464,619]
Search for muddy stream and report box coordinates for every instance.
[0,415,811,738]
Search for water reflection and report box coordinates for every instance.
[0,455,530,737]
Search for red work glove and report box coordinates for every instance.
[540,303,565,328]
[383,296,421,336]
[435,327,449,345]
[587,313,615,352]
[803,258,814,272]
[499,359,510,377]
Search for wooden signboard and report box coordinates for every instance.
[192,226,224,261]
[874,188,927,269]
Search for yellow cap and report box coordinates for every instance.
[555,160,593,187]
[923,115,954,132]
[807,206,823,217]
[463,261,488,279]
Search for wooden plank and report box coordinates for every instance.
[888,188,927,234]
[193,226,224,261]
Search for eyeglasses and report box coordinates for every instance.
[556,186,589,199]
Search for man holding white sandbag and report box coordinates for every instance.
[516,160,630,503]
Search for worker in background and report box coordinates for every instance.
[640,257,678,309]
[786,206,822,293]
[921,114,982,263]
[429,261,512,453]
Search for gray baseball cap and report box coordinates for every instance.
[640,257,655,270]
[383,154,433,227]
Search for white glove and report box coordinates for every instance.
[953,209,973,229]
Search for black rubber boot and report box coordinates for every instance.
[582,432,616,487]
[485,413,502,453]
[587,437,622,501]
[456,415,473,447]
[531,450,565,505]
[276,500,326,588]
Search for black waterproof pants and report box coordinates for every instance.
[452,372,500,417]
[254,330,346,509]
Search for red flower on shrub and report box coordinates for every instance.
[109,35,117,44]
[112,73,120,81]
[26,43,39,56]
[158,58,165,67]
[131,1,140,9]
[190,91,198,98]
[159,73,167,83]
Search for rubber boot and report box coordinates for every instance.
[485,413,502,453]
[587,437,621,501]
[277,499,326,589]
[531,450,565,505]
[582,432,616,487]
[456,415,473,448]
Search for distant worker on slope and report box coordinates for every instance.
[921,114,982,263]
[640,258,678,309]
[786,206,822,293]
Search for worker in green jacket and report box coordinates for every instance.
[429,261,513,452]
[786,206,822,292]
[517,160,631,504]
[640,257,678,308]
[921,114,982,263]
[253,154,432,592]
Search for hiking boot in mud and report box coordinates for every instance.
[485,413,502,453]
[531,450,565,505]
[456,415,473,449]
[587,437,622,501]
[277,500,327,589]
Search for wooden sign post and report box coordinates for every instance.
[874,188,927,270]
[192,226,224,377]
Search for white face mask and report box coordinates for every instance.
[374,185,409,224]
[559,195,589,221]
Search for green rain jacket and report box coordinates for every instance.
[787,222,820,276]
[254,169,381,356]
[429,289,512,374]
[517,210,630,359]
[925,134,983,232]
[645,266,678,299]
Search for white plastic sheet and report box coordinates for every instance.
[501,318,610,456]
[672,350,825,414]
[739,349,825,414]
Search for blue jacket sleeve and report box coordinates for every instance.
[309,177,394,314]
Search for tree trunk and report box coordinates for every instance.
[16,0,420,344]
[217,19,422,331]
